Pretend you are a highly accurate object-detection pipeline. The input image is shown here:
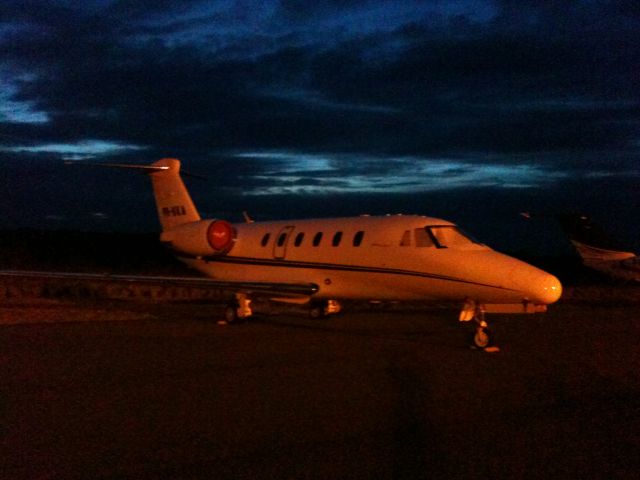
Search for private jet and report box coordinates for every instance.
[2,159,563,349]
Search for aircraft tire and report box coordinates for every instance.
[309,304,325,319]
[224,304,240,324]
[471,327,493,349]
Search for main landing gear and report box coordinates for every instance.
[222,296,343,323]
[223,293,252,324]
[308,299,342,319]
[459,299,495,350]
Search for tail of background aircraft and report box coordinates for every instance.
[554,214,636,262]
[522,212,640,282]
[148,158,201,231]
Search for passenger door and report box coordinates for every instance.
[273,226,295,259]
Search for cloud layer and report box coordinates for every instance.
[1,1,639,248]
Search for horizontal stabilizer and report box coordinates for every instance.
[63,161,170,172]
[64,160,206,179]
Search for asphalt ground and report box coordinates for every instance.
[1,301,639,479]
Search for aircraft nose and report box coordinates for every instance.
[529,272,563,305]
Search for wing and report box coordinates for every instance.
[0,270,319,297]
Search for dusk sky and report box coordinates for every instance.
[1,0,639,253]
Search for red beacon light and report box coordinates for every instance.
[207,219,235,253]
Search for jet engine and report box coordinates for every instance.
[160,219,236,257]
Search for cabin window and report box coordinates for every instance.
[261,233,271,247]
[353,231,365,247]
[415,228,435,248]
[400,230,411,246]
[332,231,343,247]
[277,232,287,247]
[313,232,323,246]
[427,226,477,248]
[294,232,304,247]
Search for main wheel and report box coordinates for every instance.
[224,304,239,324]
[309,303,325,319]
[471,327,493,349]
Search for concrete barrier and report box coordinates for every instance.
[0,277,227,302]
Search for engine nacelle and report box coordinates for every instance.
[160,219,236,257]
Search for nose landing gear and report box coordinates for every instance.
[471,318,493,349]
[460,299,496,350]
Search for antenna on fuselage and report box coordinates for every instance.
[242,211,255,223]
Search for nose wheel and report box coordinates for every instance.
[461,300,495,350]
[472,324,493,349]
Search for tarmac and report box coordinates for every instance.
[1,300,639,479]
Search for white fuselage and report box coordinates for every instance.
[173,215,562,306]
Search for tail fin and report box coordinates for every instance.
[148,158,201,231]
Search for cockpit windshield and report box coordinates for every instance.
[424,226,479,248]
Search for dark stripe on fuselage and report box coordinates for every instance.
[179,254,520,293]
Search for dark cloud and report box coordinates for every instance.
[0,1,638,251]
